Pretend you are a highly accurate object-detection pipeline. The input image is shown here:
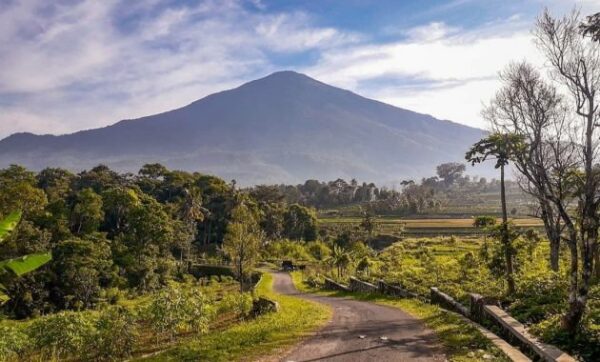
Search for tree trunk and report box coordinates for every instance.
[562,237,582,332]
[594,244,600,279]
[540,201,560,272]
[500,164,516,295]
[563,105,597,333]
[550,240,560,272]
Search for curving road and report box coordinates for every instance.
[272,272,446,362]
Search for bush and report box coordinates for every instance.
[93,306,139,361]
[28,310,96,359]
[144,285,214,340]
[0,325,31,360]
[217,293,253,318]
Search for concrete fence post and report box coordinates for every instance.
[469,293,485,323]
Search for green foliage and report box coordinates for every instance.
[473,215,496,228]
[0,324,31,361]
[264,239,313,261]
[223,203,262,291]
[28,310,96,360]
[306,240,331,261]
[0,212,52,305]
[0,252,52,277]
[0,212,21,243]
[143,284,214,340]
[70,188,104,235]
[283,204,318,241]
[52,237,113,309]
[93,306,139,361]
[217,292,254,318]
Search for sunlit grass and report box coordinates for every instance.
[140,273,332,361]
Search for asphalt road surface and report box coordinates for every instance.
[272,272,446,362]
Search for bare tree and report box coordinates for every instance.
[483,62,572,272]
[534,9,600,332]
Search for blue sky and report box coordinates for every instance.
[0,0,598,138]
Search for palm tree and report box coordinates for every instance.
[466,133,522,294]
[329,245,352,279]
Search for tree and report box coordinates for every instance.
[483,61,568,272]
[222,203,262,293]
[359,208,378,246]
[580,12,600,41]
[283,204,317,241]
[176,187,205,262]
[70,188,104,235]
[473,215,497,229]
[466,133,521,294]
[0,212,52,304]
[118,195,175,290]
[101,187,140,236]
[52,237,112,310]
[0,165,48,218]
[533,10,600,332]
[329,245,352,278]
[436,162,466,187]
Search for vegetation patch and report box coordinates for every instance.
[141,273,332,362]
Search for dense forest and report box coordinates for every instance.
[0,163,320,318]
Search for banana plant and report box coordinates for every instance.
[0,211,52,304]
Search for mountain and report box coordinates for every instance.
[0,71,486,185]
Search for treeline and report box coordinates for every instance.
[255,162,520,214]
[0,163,317,318]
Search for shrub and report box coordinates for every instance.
[183,288,215,333]
[93,306,139,361]
[27,310,96,360]
[0,325,31,361]
[217,293,253,319]
[144,285,215,340]
[144,287,187,340]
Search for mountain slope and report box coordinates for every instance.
[0,71,485,185]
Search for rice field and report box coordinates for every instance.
[319,217,544,237]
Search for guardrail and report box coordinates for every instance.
[321,275,575,362]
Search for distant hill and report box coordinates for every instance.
[0,71,486,185]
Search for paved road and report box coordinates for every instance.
[272,272,446,362]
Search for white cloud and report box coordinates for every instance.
[0,0,594,138]
[302,18,545,128]
[0,0,360,138]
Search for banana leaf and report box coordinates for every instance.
[0,252,52,276]
[0,211,21,243]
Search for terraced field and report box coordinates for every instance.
[319,217,544,237]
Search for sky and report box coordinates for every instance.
[1,0,599,139]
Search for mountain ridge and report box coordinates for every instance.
[0,71,486,185]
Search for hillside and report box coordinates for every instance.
[0,71,485,185]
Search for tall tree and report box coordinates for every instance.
[483,62,568,272]
[222,203,262,293]
[436,162,466,187]
[466,133,520,294]
[70,188,104,235]
[534,10,600,332]
[283,204,318,241]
